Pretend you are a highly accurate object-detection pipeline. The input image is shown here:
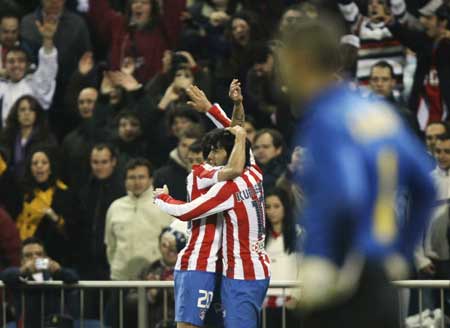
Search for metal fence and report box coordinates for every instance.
[393,280,450,328]
[2,280,448,328]
[0,280,298,328]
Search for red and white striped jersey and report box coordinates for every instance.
[155,165,271,280]
[176,163,224,272]
[174,103,230,273]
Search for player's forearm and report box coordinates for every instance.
[218,132,246,181]
[154,195,211,221]
[230,101,245,127]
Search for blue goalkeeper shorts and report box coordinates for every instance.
[174,270,224,327]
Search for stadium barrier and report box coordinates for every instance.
[393,280,450,328]
[0,280,298,328]
[1,280,445,328]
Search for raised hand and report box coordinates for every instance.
[162,50,173,74]
[158,83,180,111]
[186,85,212,113]
[121,57,136,75]
[108,71,141,91]
[226,125,246,138]
[36,17,58,41]
[210,11,230,27]
[101,72,114,95]
[79,52,94,75]
[229,79,243,104]
[36,17,58,52]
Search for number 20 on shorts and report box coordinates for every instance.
[197,290,214,309]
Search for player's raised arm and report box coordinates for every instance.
[229,79,245,127]
[216,126,247,181]
[154,182,236,221]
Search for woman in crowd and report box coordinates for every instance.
[0,96,57,179]
[264,187,303,328]
[15,146,74,266]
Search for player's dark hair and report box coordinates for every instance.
[126,158,153,177]
[265,188,297,254]
[202,129,252,167]
[371,60,395,78]
[254,129,285,151]
[278,14,342,74]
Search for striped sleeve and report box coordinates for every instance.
[206,104,231,128]
[155,181,236,221]
[194,164,222,190]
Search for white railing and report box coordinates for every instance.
[0,280,298,328]
[2,280,445,328]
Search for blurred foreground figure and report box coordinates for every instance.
[277,15,436,328]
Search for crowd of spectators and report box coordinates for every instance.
[0,0,448,326]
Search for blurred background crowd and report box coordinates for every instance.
[0,0,448,327]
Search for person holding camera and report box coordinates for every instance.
[0,237,79,328]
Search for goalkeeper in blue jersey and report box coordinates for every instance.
[277,14,436,328]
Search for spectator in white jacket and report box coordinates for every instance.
[0,16,58,126]
[105,158,174,281]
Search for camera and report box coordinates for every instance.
[35,258,49,271]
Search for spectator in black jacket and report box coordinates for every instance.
[0,237,79,328]
[61,87,109,193]
[113,111,150,168]
[153,127,203,201]
[77,143,126,280]
[253,128,287,191]
[386,1,450,130]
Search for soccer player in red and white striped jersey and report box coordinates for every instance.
[156,83,270,328]
[169,80,252,328]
